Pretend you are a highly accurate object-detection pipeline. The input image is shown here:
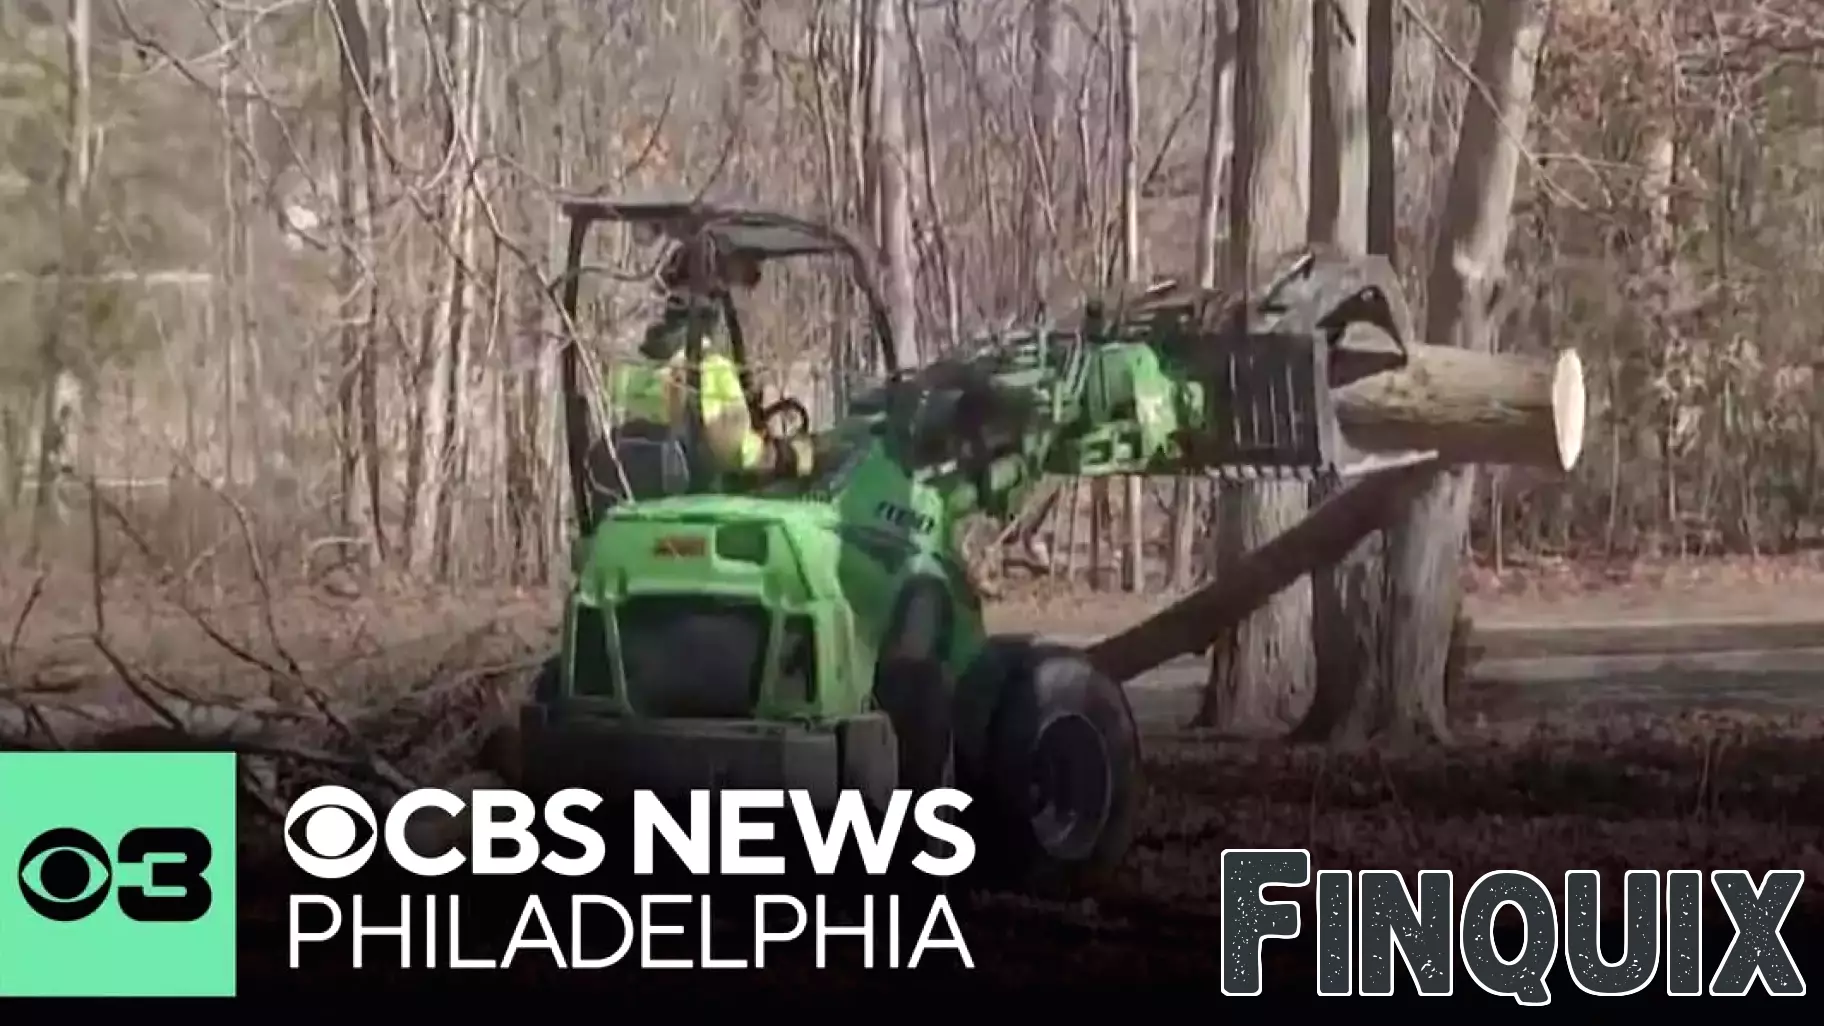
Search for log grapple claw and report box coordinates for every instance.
[1194,329,1349,482]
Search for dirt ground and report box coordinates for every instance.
[234,712,1824,998]
[6,556,1824,995]
[234,706,1824,998]
[957,708,1824,993]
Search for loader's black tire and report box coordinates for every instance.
[972,642,1141,894]
[873,657,954,795]
[873,656,960,875]
[874,577,958,795]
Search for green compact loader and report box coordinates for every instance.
[500,197,1587,892]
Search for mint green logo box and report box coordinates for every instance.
[0,752,237,997]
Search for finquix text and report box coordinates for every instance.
[1222,849,1808,1004]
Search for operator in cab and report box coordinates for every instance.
[596,245,810,506]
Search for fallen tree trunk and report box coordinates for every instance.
[1334,340,1584,473]
[1088,457,1441,684]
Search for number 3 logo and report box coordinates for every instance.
[16,826,214,923]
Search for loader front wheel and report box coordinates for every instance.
[873,657,954,795]
[977,643,1140,894]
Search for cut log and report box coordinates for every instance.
[1334,341,1585,473]
[1088,457,1442,684]
[1130,250,1586,475]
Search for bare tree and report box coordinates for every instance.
[397,0,487,576]
[1168,0,1237,590]
[1380,0,1554,740]
[873,0,919,367]
[902,0,964,352]
[9,0,1807,642]
[1365,0,1396,258]
[1301,0,1385,741]
[1201,0,1314,732]
[28,0,93,556]
[435,3,487,575]
[1019,0,1065,314]
[1117,0,1144,593]
[330,0,386,569]
[1309,0,1369,250]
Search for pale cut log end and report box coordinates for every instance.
[1551,349,1586,472]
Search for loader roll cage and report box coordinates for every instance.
[550,197,899,532]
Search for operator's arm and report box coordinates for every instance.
[698,357,768,473]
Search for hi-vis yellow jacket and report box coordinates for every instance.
[607,350,764,471]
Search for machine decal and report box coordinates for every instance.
[875,501,936,536]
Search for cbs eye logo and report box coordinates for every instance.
[16,826,214,923]
[284,785,379,879]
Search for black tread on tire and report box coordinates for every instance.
[873,656,962,881]
[972,640,1142,895]
[873,657,955,795]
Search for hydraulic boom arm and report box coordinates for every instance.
[848,250,1585,532]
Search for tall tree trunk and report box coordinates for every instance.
[873,0,920,368]
[216,11,239,490]
[403,0,480,576]
[494,1,569,583]
[1365,0,1396,258]
[724,0,765,192]
[1398,2,1442,296]
[334,9,363,554]
[1008,0,1070,576]
[1117,0,1144,593]
[29,0,92,558]
[434,4,489,577]
[1299,0,1385,741]
[1019,0,1065,314]
[859,2,885,254]
[1633,0,1678,556]
[1200,0,1314,733]
[1193,1,1239,289]
[903,0,963,352]
[237,28,263,493]
[499,12,533,580]
[1169,0,1237,590]
[331,0,387,569]
[1308,0,1368,250]
[1381,0,1553,741]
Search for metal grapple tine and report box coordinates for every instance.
[1198,329,1353,482]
